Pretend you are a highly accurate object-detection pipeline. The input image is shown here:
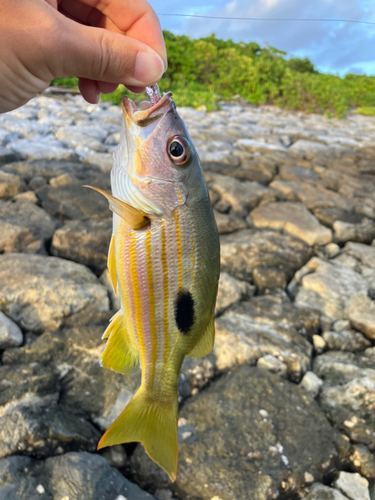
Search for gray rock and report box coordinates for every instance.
[347,293,375,340]
[0,171,25,199]
[0,452,154,500]
[213,209,247,234]
[299,371,323,398]
[83,152,113,172]
[314,207,363,228]
[325,242,341,258]
[131,367,338,500]
[0,199,57,253]
[350,444,375,480]
[0,312,22,349]
[278,164,319,182]
[251,201,332,246]
[257,354,287,377]
[294,257,368,320]
[0,253,109,333]
[37,183,111,221]
[10,137,78,162]
[333,471,370,500]
[0,395,100,458]
[0,147,19,165]
[51,218,112,274]
[343,242,375,269]
[252,266,287,290]
[334,218,375,244]
[215,272,252,315]
[305,483,349,500]
[289,139,331,157]
[220,228,312,283]
[323,329,371,352]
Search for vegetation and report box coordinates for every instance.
[52,31,375,117]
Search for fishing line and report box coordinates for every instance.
[157,13,375,25]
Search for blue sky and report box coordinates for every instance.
[149,0,375,76]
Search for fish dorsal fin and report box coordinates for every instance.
[107,235,117,293]
[84,186,149,230]
[101,310,139,374]
[187,314,215,358]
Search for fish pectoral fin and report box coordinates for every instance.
[107,234,117,293]
[187,314,215,358]
[84,185,149,230]
[97,387,178,482]
[101,310,139,374]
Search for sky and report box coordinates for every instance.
[148,0,375,76]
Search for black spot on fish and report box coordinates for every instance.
[175,290,195,334]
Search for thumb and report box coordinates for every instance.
[54,18,165,87]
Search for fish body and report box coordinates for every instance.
[94,92,220,480]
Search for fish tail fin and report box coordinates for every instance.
[97,387,178,481]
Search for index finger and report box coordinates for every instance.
[59,0,167,70]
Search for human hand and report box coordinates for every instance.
[0,0,167,113]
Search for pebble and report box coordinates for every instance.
[300,371,323,398]
[333,471,371,500]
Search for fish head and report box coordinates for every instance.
[111,92,206,216]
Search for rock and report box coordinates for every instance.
[36,184,111,221]
[299,371,323,398]
[0,147,19,165]
[334,218,375,244]
[257,354,287,377]
[51,218,112,274]
[333,471,370,500]
[312,334,326,354]
[251,201,332,246]
[278,164,319,182]
[0,171,25,199]
[343,242,375,269]
[83,152,113,172]
[323,329,371,351]
[213,297,313,374]
[131,367,338,499]
[305,483,349,500]
[0,199,57,253]
[220,228,312,283]
[0,253,109,333]
[347,293,375,340]
[252,266,287,290]
[13,190,38,203]
[350,444,375,480]
[236,137,286,154]
[0,312,22,349]
[294,257,368,320]
[215,272,252,315]
[325,242,341,258]
[289,139,331,157]
[9,137,78,162]
[102,445,128,468]
[0,395,100,458]
[314,207,363,228]
[0,452,154,500]
[213,209,247,234]
[29,175,47,191]
[206,172,276,217]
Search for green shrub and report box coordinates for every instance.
[51,31,375,117]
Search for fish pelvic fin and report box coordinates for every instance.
[187,313,215,358]
[100,310,139,374]
[107,235,117,293]
[97,387,178,482]
[84,185,149,230]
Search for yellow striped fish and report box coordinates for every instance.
[88,90,220,480]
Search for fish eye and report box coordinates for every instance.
[167,136,190,166]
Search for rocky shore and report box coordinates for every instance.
[0,91,375,500]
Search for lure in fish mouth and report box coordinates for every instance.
[87,86,220,481]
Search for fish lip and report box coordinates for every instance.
[121,92,174,127]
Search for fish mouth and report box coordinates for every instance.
[121,92,174,128]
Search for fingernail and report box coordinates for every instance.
[134,51,164,84]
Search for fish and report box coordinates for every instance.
[87,88,220,481]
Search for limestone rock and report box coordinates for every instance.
[51,218,112,274]
[334,218,375,244]
[0,253,109,333]
[305,483,349,500]
[0,171,25,199]
[333,471,370,500]
[213,209,247,234]
[220,228,312,283]
[343,242,375,269]
[300,371,323,398]
[294,257,368,320]
[0,199,57,253]
[289,139,331,157]
[257,354,287,377]
[215,272,252,315]
[0,147,19,165]
[350,444,375,480]
[10,137,78,162]
[0,452,154,500]
[83,152,113,172]
[347,293,375,340]
[0,312,22,349]
[251,202,332,246]
[131,367,338,500]
[252,266,287,290]
[323,328,371,351]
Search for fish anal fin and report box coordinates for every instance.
[107,235,117,293]
[97,387,178,482]
[100,311,139,374]
[84,185,149,230]
[188,314,215,358]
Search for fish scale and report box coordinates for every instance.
[88,88,220,481]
